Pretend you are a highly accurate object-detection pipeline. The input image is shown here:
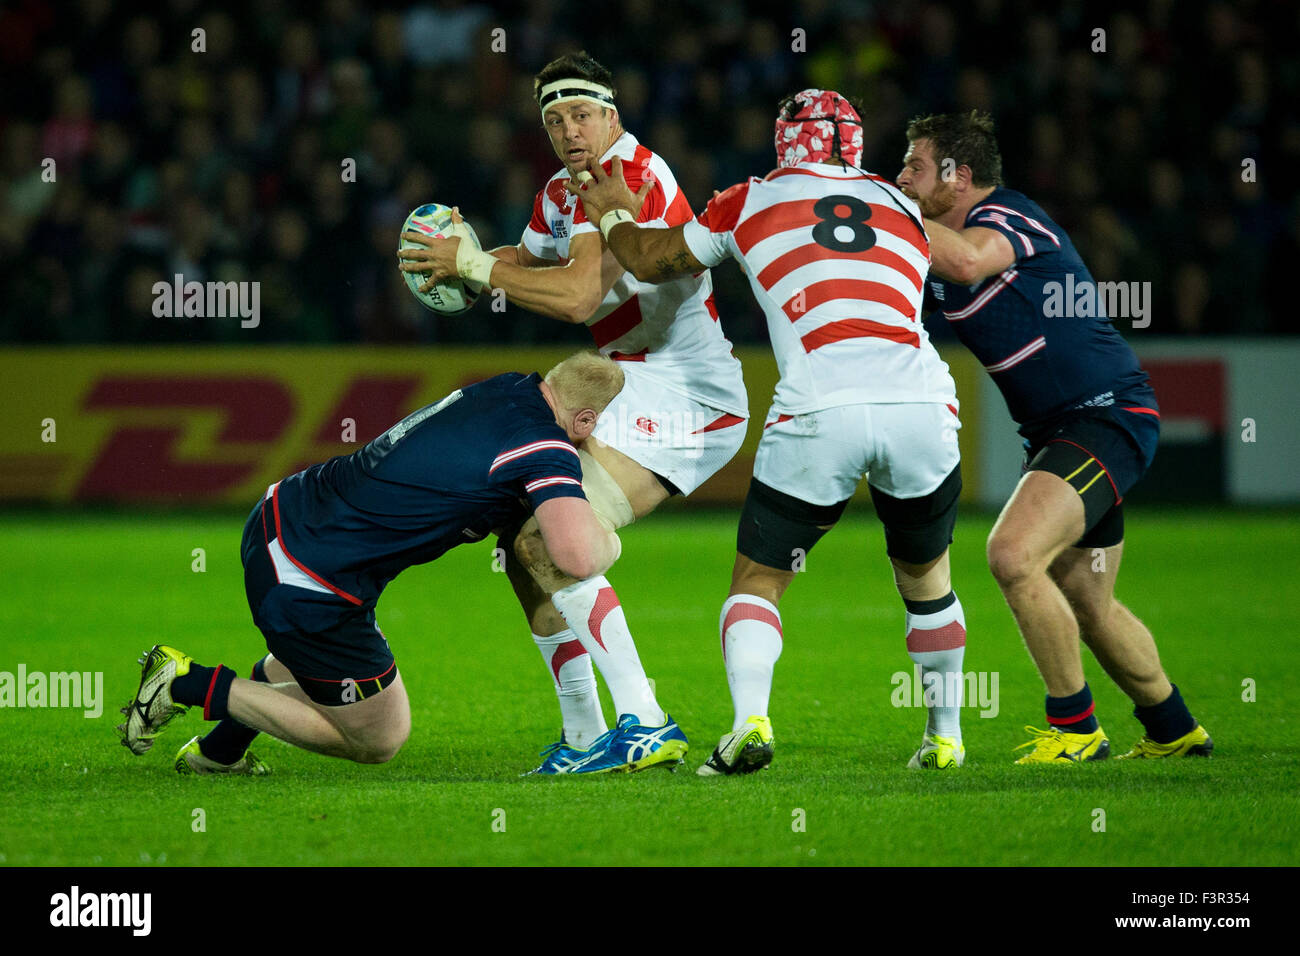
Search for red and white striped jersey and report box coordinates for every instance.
[523,132,747,417]
[682,162,956,414]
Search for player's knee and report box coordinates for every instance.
[353,745,399,765]
[986,531,1035,588]
[349,724,409,764]
[340,702,411,764]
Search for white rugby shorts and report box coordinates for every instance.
[754,402,961,505]
[589,364,748,496]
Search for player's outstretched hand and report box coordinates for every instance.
[566,156,654,225]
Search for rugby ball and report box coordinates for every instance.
[399,203,483,315]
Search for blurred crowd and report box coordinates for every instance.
[1,0,1295,345]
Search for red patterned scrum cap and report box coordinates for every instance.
[774,89,864,169]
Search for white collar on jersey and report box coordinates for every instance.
[787,159,866,176]
[597,131,637,166]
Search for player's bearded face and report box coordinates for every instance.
[897,140,956,219]
[916,179,957,219]
[544,101,617,175]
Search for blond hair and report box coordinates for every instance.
[545,350,624,414]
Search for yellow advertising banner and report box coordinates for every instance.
[0,347,983,507]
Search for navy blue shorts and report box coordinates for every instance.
[240,497,397,706]
[1022,407,1159,549]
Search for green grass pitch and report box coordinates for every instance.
[1,508,1297,867]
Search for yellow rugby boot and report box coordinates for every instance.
[908,733,966,769]
[1117,724,1213,759]
[1013,724,1110,764]
[174,736,271,775]
[697,715,774,776]
[117,645,192,755]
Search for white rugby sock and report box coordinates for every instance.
[720,594,783,732]
[533,628,607,749]
[905,592,967,741]
[551,577,664,726]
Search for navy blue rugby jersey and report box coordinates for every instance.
[265,372,585,605]
[924,187,1159,441]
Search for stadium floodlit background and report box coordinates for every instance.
[1,0,1296,343]
[1,0,1297,877]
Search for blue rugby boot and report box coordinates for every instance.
[548,713,688,774]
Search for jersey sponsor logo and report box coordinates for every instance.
[600,406,726,461]
[1076,390,1116,408]
[385,389,463,445]
[930,280,946,300]
[551,219,568,239]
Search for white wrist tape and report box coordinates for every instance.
[599,208,636,242]
[456,242,496,289]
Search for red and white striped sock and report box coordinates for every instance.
[720,594,783,732]
[551,577,664,727]
[905,592,967,741]
[533,628,607,750]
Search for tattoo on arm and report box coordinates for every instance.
[651,250,695,280]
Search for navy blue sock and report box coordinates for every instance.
[171,663,236,721]
[199,657,270,765]
[1133,684,1196,744]
[171,663,214,706]
[1046,683,1100,734]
